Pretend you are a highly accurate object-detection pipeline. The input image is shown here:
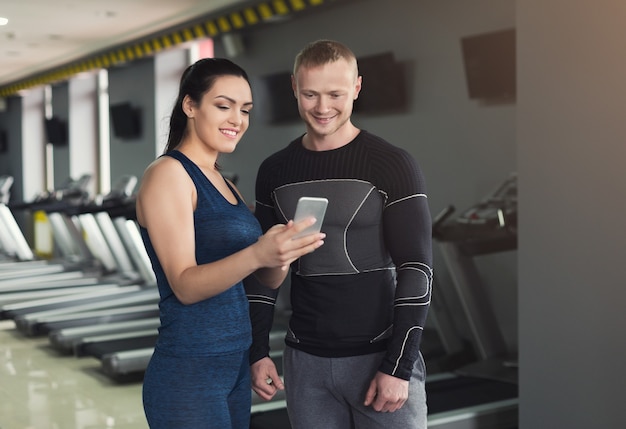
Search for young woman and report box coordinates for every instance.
[136,58,324,429]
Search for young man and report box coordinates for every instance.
[247,39,432,429]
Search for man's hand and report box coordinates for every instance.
[363,371,409,412]
[251,357,284,401]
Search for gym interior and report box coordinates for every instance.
[1,1,625,428]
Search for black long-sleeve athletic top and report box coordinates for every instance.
[246,130,432,380]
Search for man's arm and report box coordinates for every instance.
[379,152,433,380]
[379,195,432,380]
[364,152,432,412]
[244,272,280,364]
[244,272,284,400]
[245,193,286,400]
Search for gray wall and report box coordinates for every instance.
[2,0,625,426]
[108,57,158,185]
[51,83,70,188]
[221,0,516,213]
[0,96,24,202]
[10,0,599,423]
[0,0,518,358]
[518,0,626,427]
[217,0,518,353]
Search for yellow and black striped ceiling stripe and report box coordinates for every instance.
[0,0,342,98]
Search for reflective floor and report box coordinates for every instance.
[0,320,148,429]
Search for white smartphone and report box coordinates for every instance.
[292,196,329,239]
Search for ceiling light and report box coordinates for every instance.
[0,17,8,26]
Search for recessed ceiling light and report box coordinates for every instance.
[0,17,9,26]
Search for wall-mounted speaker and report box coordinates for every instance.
[461,28,516,102]
[0,129,7,153]
[110,102,142,140]
[44,116,68,146]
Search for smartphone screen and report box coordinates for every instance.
[292,196,328,239]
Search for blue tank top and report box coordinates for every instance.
[140,150,261,356]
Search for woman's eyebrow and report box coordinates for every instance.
[214,95,253,106]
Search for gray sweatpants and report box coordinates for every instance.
[283,347,427,429]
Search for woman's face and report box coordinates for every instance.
[185,75,253,155]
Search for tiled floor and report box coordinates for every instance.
[0,320,148,429]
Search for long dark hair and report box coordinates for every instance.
[164,58,250,154]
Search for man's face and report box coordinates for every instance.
[292,59,361,139]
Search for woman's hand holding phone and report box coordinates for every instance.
[292,196,328,239]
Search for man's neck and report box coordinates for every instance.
[302,124,360,151]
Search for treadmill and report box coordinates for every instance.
[26,191,161,350]
[0,176,121,300]
[0,177,159,335]
[427,173,519,428]
[0,175,118,295]
[0,175,23,262]
[0,174,108,295]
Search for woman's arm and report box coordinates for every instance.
[136,158,323,305]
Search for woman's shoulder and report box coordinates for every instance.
[139,155,191,197]
[143,154,183,177]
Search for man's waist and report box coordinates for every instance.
[285,337,388,358]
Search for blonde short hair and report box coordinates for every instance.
[293,39,358,77]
